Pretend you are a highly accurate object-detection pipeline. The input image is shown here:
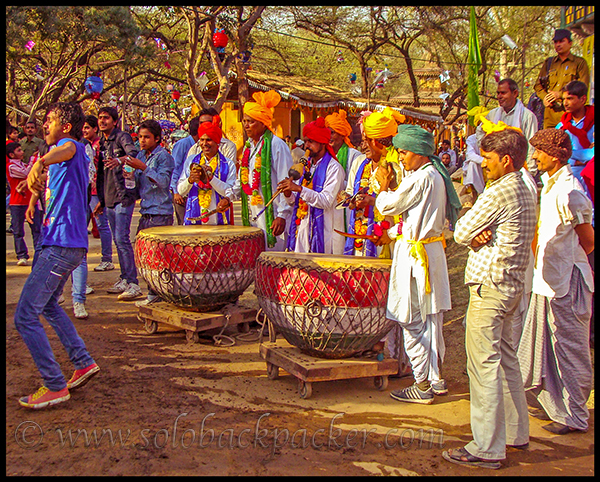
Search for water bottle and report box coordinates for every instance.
[123,164,136,190]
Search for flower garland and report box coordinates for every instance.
[240,131,276,248]
[294,177,313,226]
[240,139,264,206]
[195,154,219,222]
[352,160,385,251]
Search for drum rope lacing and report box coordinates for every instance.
[134,230,264,312]
[255,258,396,358]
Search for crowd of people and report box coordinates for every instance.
[6,27,594,471]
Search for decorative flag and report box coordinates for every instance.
[467,6,482,127]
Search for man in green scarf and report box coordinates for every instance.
[374,124,459,404]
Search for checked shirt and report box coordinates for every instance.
[454,170,537,299]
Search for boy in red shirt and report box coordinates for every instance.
[6,141,43,266]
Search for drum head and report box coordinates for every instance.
[258,251,392,271]
[138,225,263,239]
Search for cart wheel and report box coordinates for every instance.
[268,320,277,342]
[266,362,279,380]
[237,322,250,333]
[144,320,158,334]
[298,379,312,399]
[186,330,200,344]
[374,375,389,391]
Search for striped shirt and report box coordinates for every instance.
[454,170,537,298]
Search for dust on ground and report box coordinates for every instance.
[5,201,594,476]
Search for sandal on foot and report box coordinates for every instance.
[442,447,501,469]
[542,422,585,435]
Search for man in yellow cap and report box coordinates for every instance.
[340,107,405,257]
[240,90,294,250]
[350,107,411,380]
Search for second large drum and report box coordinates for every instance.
[135,225,265,312]
[255,252,395,358]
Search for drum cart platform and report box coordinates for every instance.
[137,301,256,344]
[259,341,399,399]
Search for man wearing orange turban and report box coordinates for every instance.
[240,90,294,249]
[278,117,346,254]
[178,116,239,226]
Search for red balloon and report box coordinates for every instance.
[171,90,180,101]
[213,29,228,49]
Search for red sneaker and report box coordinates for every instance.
[67,363,100,390]
[19,386,70,409]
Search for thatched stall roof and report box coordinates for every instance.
[203,70,443,126]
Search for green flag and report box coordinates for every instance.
[467,6,482,126]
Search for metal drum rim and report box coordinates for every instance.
[256,251,392,271]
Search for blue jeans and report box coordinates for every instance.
[105,202,137,285]
[10,204,43,265]
[90,194,113,263]
[14,246,95,391]
[70,255,88,303]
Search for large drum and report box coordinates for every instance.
[135,225,265,312]
[255,252,395,359]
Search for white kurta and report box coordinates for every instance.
[344,156,390,257]
[462,134,485,194]
[186,137,238,167]
[344,147,366,184]
[177,154,239,226]
[375,163,451,323]
[285,154,346,254]
[477,99,539,173]
[247,134,294,251]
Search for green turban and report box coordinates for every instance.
[392,124,436,157]
[392,124,463,228]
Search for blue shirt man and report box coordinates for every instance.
[15,102,99,410]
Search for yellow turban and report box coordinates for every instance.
[466,106,490,126]
[467,106,522,135]
[363,106,406,139]
[243,90,281,131]
[325,109,354,148]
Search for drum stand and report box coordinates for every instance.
[137,301,257,344]
[259,339,399,399]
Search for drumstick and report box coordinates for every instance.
[251,153,310,222]
[186,201,231,224]
[251,188,283,222]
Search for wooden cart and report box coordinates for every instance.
[259,341,399,399]
[137,301,257,344]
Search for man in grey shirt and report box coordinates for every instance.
[443,127,536,469]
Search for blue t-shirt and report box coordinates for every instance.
[42,138,89,250]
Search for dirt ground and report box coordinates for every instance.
[5,200,594,476]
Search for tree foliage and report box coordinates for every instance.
[6,6,564,127]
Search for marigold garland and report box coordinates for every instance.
[240,139,264,205]
[195,154,219,221]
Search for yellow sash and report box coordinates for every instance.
[397,234,446,294]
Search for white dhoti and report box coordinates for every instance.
[462,160,485,194]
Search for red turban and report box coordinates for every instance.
[303,117,331,144]
[197,118,222,144]
[303,117,337,158]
